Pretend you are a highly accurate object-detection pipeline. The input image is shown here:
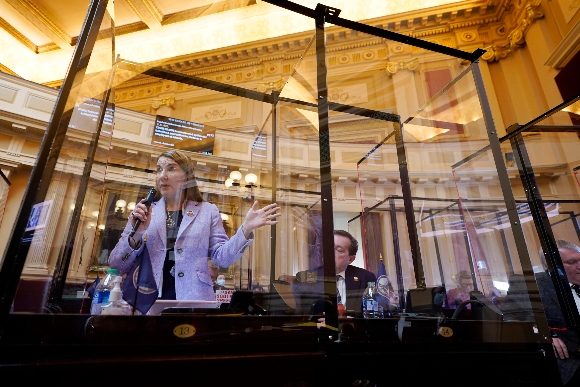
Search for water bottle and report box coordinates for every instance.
[362,281,378,318]
[90,268,118,314]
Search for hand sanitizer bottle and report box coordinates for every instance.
[100,276,128,315]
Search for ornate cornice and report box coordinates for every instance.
[481,2,544,62]
[52,0,545,93]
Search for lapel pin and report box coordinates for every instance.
[354,277,359,281]
[187,211,194,216]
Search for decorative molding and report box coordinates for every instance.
[386,58,419,74]
[0,64,20,77]
[125,0,163,28]
[0,16,37,52]
[7,0,71,48]
[141,0,163,21]
[192,101,242,122]
[481,3,544,62]
[161,0,256,26]
[544,18,580,68]
[151,95,175,111]
[257,79,284,93]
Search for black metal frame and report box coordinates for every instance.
[506,102,580,329]
[0,0,558,329]
[0,1,566,384]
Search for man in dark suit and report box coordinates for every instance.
[537,239,580,386]
[292,230,376,317]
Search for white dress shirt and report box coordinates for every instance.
[337,271,346,304]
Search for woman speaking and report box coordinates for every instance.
[108,149,280,302]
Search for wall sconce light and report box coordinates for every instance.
[244,173,257,187]
[224,170,257,202]
[225,170,258,188]
[225,170,242,188]
[115,198,136,220]
[116,199,127,211]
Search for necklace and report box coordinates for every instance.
[166,200,185,228]
[166,210,177,228]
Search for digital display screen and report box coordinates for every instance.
[152,115,215,155]
[68,97,114,136]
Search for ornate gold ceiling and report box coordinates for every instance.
[0,0,531,85]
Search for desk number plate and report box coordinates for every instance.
[173,324,196,338]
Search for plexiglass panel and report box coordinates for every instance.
[505,97,580,329]
[2,3,566,378]
[6,1,115,314]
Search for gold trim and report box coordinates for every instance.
[0,16,37,53]
[482,3,544,62]
[151,96,175,110]
[162,0,256,26]
[125,0,163,28]
[386,58,419,74]
[8,0,71,46]
[0,64,21,77]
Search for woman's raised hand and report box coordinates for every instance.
[242,200,281,237]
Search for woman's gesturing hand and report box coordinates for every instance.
[242,200,281,237]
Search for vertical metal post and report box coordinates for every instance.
[269,91,280,296]
[498,226,515,275]
[456,199,479,290]
[0,0,111,329]
[315,4,338,340]
[428,209,447,297]
[510,133,580,328]
[389,198,405,309]
[395,120,425,287]
[471,61,552,336]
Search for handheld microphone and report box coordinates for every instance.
[129,187,156,238]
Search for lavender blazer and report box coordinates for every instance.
[108,198,253,301]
